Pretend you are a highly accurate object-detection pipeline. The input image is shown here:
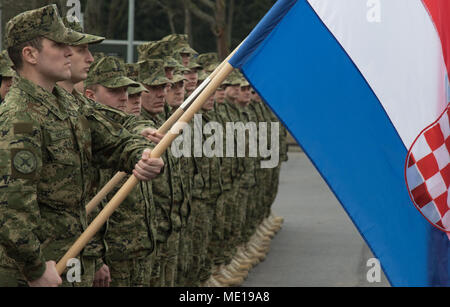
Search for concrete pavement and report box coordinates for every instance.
[242,151,390,287]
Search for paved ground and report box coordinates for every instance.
[242,151,390,287]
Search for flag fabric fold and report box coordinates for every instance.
[230,0,450,286]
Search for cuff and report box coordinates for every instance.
[23,258,47,282]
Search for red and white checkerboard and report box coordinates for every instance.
[405,105,450,234]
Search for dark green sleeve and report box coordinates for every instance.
[0,110,47,281]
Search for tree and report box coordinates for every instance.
[183,0,232,60]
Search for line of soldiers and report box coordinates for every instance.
[0,4,288,287]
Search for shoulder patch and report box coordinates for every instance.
[13,123,33,135]
[12,149,37,176]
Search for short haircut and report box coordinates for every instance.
[7,36,43,71]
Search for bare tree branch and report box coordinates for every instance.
[198,0,215,10]
[184,0,215,26]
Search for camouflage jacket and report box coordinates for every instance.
[71,91,156,262]
[191,109,223,200]
[138,107,183,241]
[0,77,147,281]
[236,102,257,188]
[215,101,243,188]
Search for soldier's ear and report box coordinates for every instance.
[22,46,39,66]
[84,88,96,101]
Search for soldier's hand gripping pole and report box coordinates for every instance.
[85,43,243,216]
[56,61,235,276]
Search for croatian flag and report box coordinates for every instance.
[230,0,450,286]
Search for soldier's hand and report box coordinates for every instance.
[133,149,164,181]
[93,264,111,287]
[141,127,164,144]
[27,261,62,287]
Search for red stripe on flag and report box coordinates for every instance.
[423,0,450,75]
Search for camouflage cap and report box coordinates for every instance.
[85,56,139,88]
[138,59,171,87]
[185,58,203,71]
[5,4,86,49]
[171,73,187,84]
[197,70,208,82]
[138,41,163,61]
[62,16,105,45]
[163,56,185,70]
[161,34,198,56]
[223,69,242,86]
[0,50,16,77]
[197,53,219,67]
[128,82,148,95]
[125,63,148,95]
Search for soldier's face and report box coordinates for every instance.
[181,53,190,66]
[214,87,226,104]
[141,84,167,114]
[166,80,185,108]
[184,69,198,92]
[69,44,94,83]
[225,85,240,101]
[165,67,174,80]
[35,38,73,82]
[0,77,13,100]
[202,94,215,111]
[94,85,129,112]
[125,92,142,116]
[238,86,251,105]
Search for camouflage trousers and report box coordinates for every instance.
[0,248,27,287]
[176,225,193,287]
[265,166,281,217]
[207,192,226,267]
[225,184,249,251]
[150,231,180,287]
[187,197,216,284]
[109,256,152,287]
[221,181,240,264]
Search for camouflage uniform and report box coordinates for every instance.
[84,57,156,287]
[190,109,224,284]
[0,5,150,287]
[137,59,185,287]
[215,76,246,262]
[0,51,17,104]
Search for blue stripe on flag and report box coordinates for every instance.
[231,0,450,286]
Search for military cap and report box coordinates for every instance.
[197,53,219,68]
[138,59,171,87]
[5,4,86,49]
[197,70,208,83]
[125,63,148,95]
[85,56,139,88]
[222,70,242,86]
[62,16,105,45]
[171,73,187,84]
[204,62,219,74]
[0,51,16,78]
[185,58,203,71]
[161,34,198,56]
[138,41,163,61]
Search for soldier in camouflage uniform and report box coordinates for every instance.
[0,50,16,103]
[138,59,186,287]
[84,56,158,287]
[0,5,164,287]
[125,63,148,117]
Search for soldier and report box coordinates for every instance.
[160,34,198,67]
[0,51,16,103]
[138,59,185,287]
[84,56,158,287]
[125,63,148,117]
[183,59,202,98]
[0,5,164,287]
[187,74,225,286]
